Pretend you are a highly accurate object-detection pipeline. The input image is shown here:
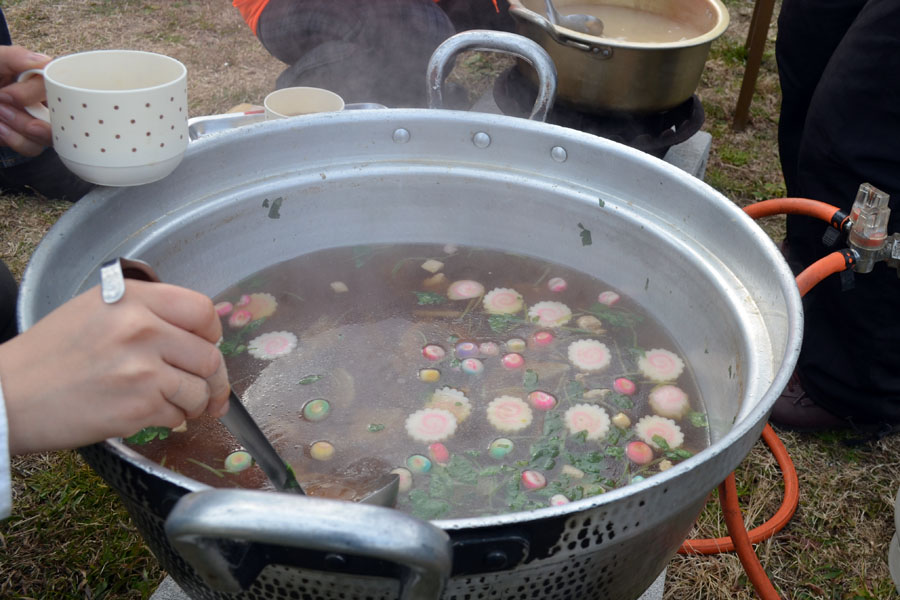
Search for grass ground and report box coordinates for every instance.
[0,1,898,599]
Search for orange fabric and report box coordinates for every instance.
[233,0,269,34]
[236,0,501,35]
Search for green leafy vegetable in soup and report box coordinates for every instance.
[125,243,710,518]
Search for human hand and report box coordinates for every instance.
[0,45,53,156]
[0,280,230,456]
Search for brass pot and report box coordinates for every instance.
[508,0,729,113]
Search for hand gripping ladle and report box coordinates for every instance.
[101,257,399,507]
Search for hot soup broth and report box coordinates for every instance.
[563,4,707,43]
[127,244,709,519]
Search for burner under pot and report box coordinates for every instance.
[493,67,705,158]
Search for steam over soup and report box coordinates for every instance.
[126,244,709,519]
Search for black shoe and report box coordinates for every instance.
[769,372,850,432]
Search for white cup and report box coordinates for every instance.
[263,87,345,120]
[19,50,189,187]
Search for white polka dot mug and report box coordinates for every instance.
[18,50,189,187]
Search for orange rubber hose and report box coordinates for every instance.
[678,424,798,554]
[742,197,847,228]
[719,473,782,600]
[795,251,854,297]
[673,198,853,599]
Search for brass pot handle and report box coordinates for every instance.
[508,5,615,56]
[426,30,557,122]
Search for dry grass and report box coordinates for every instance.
[668,430,900,599]
[7,0,282,116]
[0,1,898,599]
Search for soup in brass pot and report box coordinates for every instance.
[126,244,709,519]
[563,4,707,42]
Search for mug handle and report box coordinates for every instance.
[15,68,50,122]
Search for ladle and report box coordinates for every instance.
[544,0,604,36]
[221,390,400,506]
[106,257,399,507]
[220,389,305,494]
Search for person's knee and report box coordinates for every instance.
[439,0,515,32]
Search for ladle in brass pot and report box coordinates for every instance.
[544,0,604,36]
[103,257,399,507]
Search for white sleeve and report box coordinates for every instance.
[0,375,11,519]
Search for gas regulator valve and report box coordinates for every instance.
[846,182,897,274]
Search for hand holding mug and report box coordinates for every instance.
[16,50,190,186]
[0,45,54,155]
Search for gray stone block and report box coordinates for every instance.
[664,131,712,180]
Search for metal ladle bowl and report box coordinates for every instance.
[544,0,604,36]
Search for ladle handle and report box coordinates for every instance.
[426,30,557,121]
[220,390,305,494]
[166,489,452,599]
[543,0,560,26]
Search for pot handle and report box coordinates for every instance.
[507,5,613,56]
[426,30,557,122]
[165,489,452,600]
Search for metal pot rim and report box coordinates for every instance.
[31,109,800,533]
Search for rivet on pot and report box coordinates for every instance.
[484,550,509,569]
[324,553,347,568]
[551,146,568,163]
[392,128,411,144]
[591,46,614,59]
[472,132,491,149]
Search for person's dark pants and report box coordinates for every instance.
[439,0,515,33]
[0,8,94,201]
[777,0,900,424]
[257,0,456,108]
[0,260,17,343]
[0,147,94,201]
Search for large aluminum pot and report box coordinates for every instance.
[18,38,799,600]
[508,0,729,113]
